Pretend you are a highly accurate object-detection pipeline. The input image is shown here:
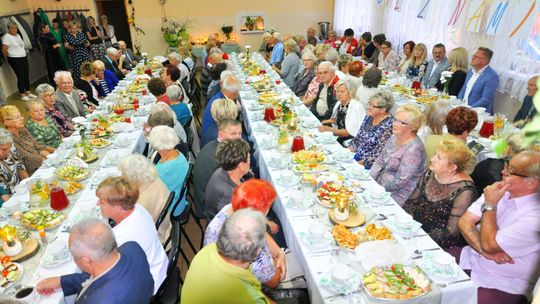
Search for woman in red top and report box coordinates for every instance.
[339,28,359,55]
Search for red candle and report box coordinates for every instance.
[133,99,139,111]
[125,117,131,123]
[276,79,281,85]
[50,187,69,211]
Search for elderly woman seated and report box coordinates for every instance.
[318,79,365,145]
[201,98,238,148]
[355,68,382,109]
[0,128,29,203]
[147,78,170,105]
[146,126,189,216]
[74,61,101,106]
[142,103,188,161]
[166,51,190,91]
[417,101,452,141]
[424,106,478,173]
[348,92,394,169]
[206,62,229,101]
[336,54,353,79]
[25,100,62,148]
[118,154,170,243]
[294,51,316,98]
[205,138,251,221]
[36,83,74,137]
[166,85,192,126]
[0,106,54,175]
[204,179,287,290]
[272,39,301,89]
[403,139,477,249]
[370,104,426,206]
[93,59,118,95]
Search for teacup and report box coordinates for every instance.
[428,88,438,95]
[449,95,457,101]
[395,214,413,230]
[370,188,387,199]
[433,251,455,274]
[14,286,38,303]
[308,222,326,242]
[115,137,130,147]
[331,263,353,286]
[48,240,69,260]
[290,190,304,207]
[319,131,334,142]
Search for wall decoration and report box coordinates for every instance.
[239,15,265,33]
[509,0,537,39]
[161,17,191,47]
[417,0,431,19]
[448,0,467,26]
[484,0,509,36]
[466,0,487,33]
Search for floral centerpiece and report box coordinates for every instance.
[440,71,453,97]
[161,17,191,48]
[221,24,233,41]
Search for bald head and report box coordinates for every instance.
[118,40,127,50]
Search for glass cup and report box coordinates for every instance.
[291,136,305,152]
[479,119,494,138]
[50,187,69,211]
[264,107,276,122]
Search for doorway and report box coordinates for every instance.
[95,0,133,49]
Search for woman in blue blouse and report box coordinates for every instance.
[406,43,428,80]
[348,92,394,169]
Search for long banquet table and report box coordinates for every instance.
[0,68,150,303]
[231,52,478,304]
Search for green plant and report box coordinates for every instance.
[245,16,256,27]
[161,17,192,47]
[222,25,233,40]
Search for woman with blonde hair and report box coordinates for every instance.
[201,98,238,147]
[404,139,477,249]
[75,61,101,105]
[417,101,452,140]
[370,104,427,206]
[441,47,469,96]
[405,43,428,79]
[314,43,330,60]
[178,45,194,72]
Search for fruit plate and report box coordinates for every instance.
[362,264,432,301]
[55,166,90,182]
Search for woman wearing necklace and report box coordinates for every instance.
[370,104,426,206]
[36,84,74,137]
[318,80,365,145]
[403,139,477,249]
[25,101,62,148]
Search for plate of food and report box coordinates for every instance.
[56,166,90,181]
[362,264,432,300]
[316,182,355,208]
[0,258,23,290]
[292,149,325,164]
[21,209,66,230]
[332,223,394,250]
[63,181,83,195]
[293,163,329,173]
[89,138,110,149]
[89,126,113,138]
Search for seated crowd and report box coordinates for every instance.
[0,23,538,304]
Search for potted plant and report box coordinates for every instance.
[161,17,192,47]
[245,16,256,31]
[221,24,233,41]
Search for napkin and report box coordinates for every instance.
[353,240,413,270]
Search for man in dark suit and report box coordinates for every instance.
[118,40,141,70]
[514,75,538,123]
[422,43,451,89]
[54,71,89,119]
[36,219,154,304]
[458,47,500,114]
[102,47,127,80]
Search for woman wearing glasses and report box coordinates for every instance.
[0,106,55,175]
[370,104,427,206]
[403,139,477,249]
[348,92,394,169]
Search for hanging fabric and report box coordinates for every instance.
[15,15,37,50]
[37,9,51,27]
[32,11,43,50]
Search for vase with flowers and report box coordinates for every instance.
[161,17,192,48]
[221,24,233,41]
[440,71,453,98]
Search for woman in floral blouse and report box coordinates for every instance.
[0,128,28,202]
[370,104,427,206]
[348,92,394,169]
[26,101,62,148]
[404,139,477,249]
[36,83,74,137]
[0,106,54,175]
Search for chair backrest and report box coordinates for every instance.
[152,216,181,303]
[182,117,194,151]
[151,143,189,164]
[155,191,175,231]
[170,164,194,221]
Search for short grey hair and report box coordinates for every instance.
[147,125,179,150]
[424,101,452,135]
[220,70,234,82]
[211,98,237,123]
[69,218,117,262]
[7,21,17,29]
[106,47,119,56]
[167,52,182,62]
[318,61,336,72]
[118,154,158,185]
[335,79,357,97]
[325,48,339,62]
[284,39,298,53]
[369,92,394,113]
[216,209,266,263]
[273,32,283,41]
[362,68,383,88]
[209,47,223,56]
[54,71,73,84]
[150,102,178,122]
[36,83,55,98]
[301,51,316,61]
[0,128,13,145]
[166,85,183,101]
[222,75,240,93]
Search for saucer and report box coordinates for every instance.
[319,269,361,295]
[382,217,423,237]
[298,231,333,250]
[275,174,301,187]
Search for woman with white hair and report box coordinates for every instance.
[93,60,118,95]
[25,100,62,148]
[269,32,284,66]
[36,83,74,137]
[272,39,301,89]
[0,128,28,203]
[318,80,365,145]
[167,51,190,89]
[201,98,238,147]
[146,126,189,216]
[417,101,452,141]
[261,32,274,61]
[166,84,192,126]
[118,154,170,243]
[294,51,316,98]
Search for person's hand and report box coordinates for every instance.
[318,125,330,132]
[88,105,96,113]
[53,43,60,49]
[36,277,61,295]
[119,54,126,61]
[132,60,138,65]
[358,160,365,166]
[482,251,514,264]
[121,69,128,74]
[483,182,509,206]
[267,220,279,235]
[275,252,287,281]
[39,150,50,158]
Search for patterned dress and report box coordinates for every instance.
[86,26,105,60]
[64,31,91,81]
[406,61,428,79]
[26,118,62,148]
[44,105,73,137]
[11,128,46,176]
[203,204,276,283]
[403,170,477,248]
[348,115,394,169]
[0,145,26,194]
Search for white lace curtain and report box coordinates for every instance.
[333,0,540,100]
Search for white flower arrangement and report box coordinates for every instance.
[440,70,453,84]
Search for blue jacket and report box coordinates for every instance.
[269,41,284,66]
[201,91,225,139]
[458,66,499,114]
[104,69,119,92]
[60,242,154,304]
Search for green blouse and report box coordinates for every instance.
[26,117,62,148]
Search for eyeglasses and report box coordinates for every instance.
[368,102,385,109]
[504,161,529,178]
[43,93,55,97]
[394,119,409,126]
[6,115,23,121]
[472,55,488,60]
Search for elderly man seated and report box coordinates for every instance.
[36,218,154,303]
[310,61,340,121]
[269,32,284,66]
[117,40,141,70]
[201,50,224,100]
[182,209,273,304]
[456,151,540,304]
[513,75,538,124]
[54,71,90,119]
[102,47,127,80]
[202,74,240,136]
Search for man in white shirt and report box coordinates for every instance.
[421,43,450,89]
[96,176,168,294]
[310,61,340,121]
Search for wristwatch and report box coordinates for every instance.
[481,203,497,213]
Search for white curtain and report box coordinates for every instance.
[333,0,540,100]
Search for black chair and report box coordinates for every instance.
[155,192,175,231]
[151,142,189,164]
[151,214,182,304]
[182,117,196,160]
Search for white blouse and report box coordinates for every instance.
[1,33,26,58]
[331,99,366,137]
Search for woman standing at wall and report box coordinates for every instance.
[2,21,35,101]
